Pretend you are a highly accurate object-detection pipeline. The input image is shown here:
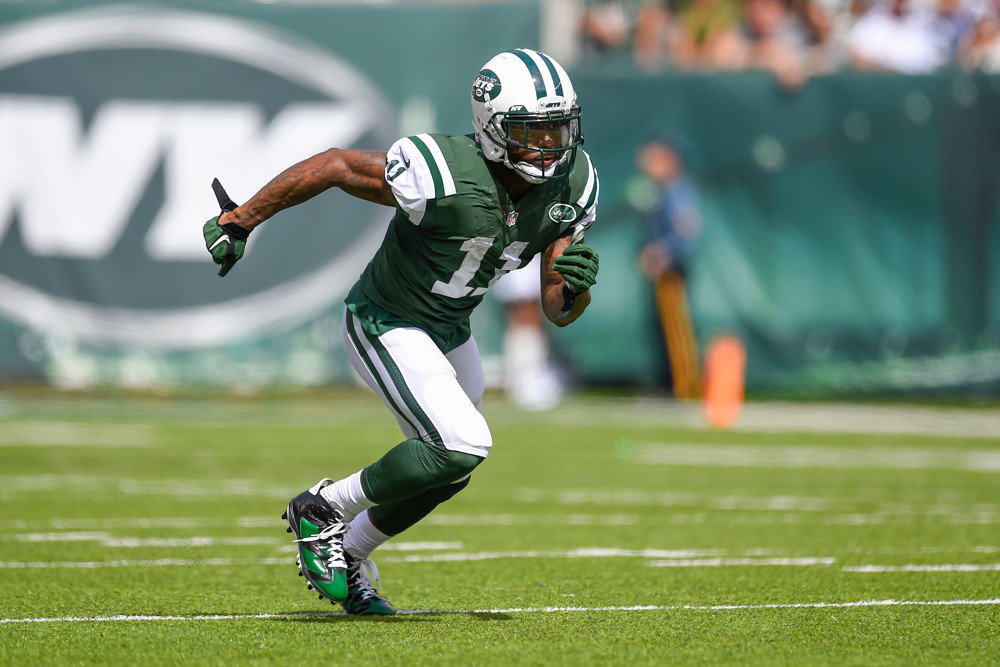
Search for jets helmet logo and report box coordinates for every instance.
[472,69,501,103]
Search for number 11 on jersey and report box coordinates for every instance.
[431,237,529,298]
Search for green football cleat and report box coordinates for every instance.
[341,553,396,616]
[283,478,348,603]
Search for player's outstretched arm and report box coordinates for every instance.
[203,149,394,276]
[220,148,395,232]
[541,235,599,327]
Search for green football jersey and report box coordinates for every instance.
[346,132,599,351]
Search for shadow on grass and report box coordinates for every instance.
[276,609,514,623]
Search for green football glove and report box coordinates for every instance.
[552,243,599,294]
[203,178,251,277]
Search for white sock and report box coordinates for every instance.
[319,470,374,523]
[344,509,392,560]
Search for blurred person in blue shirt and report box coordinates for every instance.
[634,136,704,399]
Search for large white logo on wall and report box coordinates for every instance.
[0,7,395,348]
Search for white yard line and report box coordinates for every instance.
[0,476,297,499]
[0,422,154,447]
[492,398,1000,438]
[649,557,834,567]
[516,488,838,511]
[634,443,1000,472]
[0,549,721,568]
[844,564,1000,573]
[4,533,280,547]
[0,514,639,531]
[3,598,999,624]
[380,548,723,563]
[3,549,997,574]
[0,558,290,568]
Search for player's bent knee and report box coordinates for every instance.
[426,475,472,503]
[439,410,492,460]
[434,448,483,485]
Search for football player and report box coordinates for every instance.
[202,49,600,615]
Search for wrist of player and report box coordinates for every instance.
[552,243,599,295]
[203,178,252,277]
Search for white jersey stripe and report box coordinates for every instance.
[573,151,599,238]
[414,133,457,197]
[575,151,597,211]
[388,137,433,225]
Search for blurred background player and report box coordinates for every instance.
[635,135,703,400]
[493,256,567,411]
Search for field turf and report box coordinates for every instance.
[1,390,998,665]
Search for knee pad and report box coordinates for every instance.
[424,442,482,485]
[361,438,483,504]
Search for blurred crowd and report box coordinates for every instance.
[579,0,1000,85]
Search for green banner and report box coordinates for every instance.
[562,68,1000,396]
[0,2,996,396]
[0,1,540,389]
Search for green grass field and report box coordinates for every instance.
[1,389,998,665]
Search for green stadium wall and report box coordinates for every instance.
[0,2,997,397]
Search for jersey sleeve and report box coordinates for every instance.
[569,149,599,243]
[384,134,458,225]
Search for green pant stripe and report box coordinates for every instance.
[345,311,421,437]
[346,311,443,446]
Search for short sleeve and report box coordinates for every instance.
[384,134,457,225]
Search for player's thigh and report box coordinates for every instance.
[342,309,492,458]
[446,335,485,412]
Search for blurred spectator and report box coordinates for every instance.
[634,0,684,70]
[493,256,566,411]
[930,0,977,61]
[669,0,747,69]
[733,0,812,86]
[847,0,944,72]
[958,0,1000,70]
[789,0,854,71]
[633,0,839,82]
[587,0,980,74]
[634,136,703,399]
[580,0,641,56]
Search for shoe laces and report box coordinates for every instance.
[294,518,347,569]
[348,558,382,601]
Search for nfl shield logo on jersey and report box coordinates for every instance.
[506,211,519,227]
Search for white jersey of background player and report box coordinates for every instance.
[494,255,567,410]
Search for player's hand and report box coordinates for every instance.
[202,178,251,277]
[552,243,599,294]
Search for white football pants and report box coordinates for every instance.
[342,308,492,459]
